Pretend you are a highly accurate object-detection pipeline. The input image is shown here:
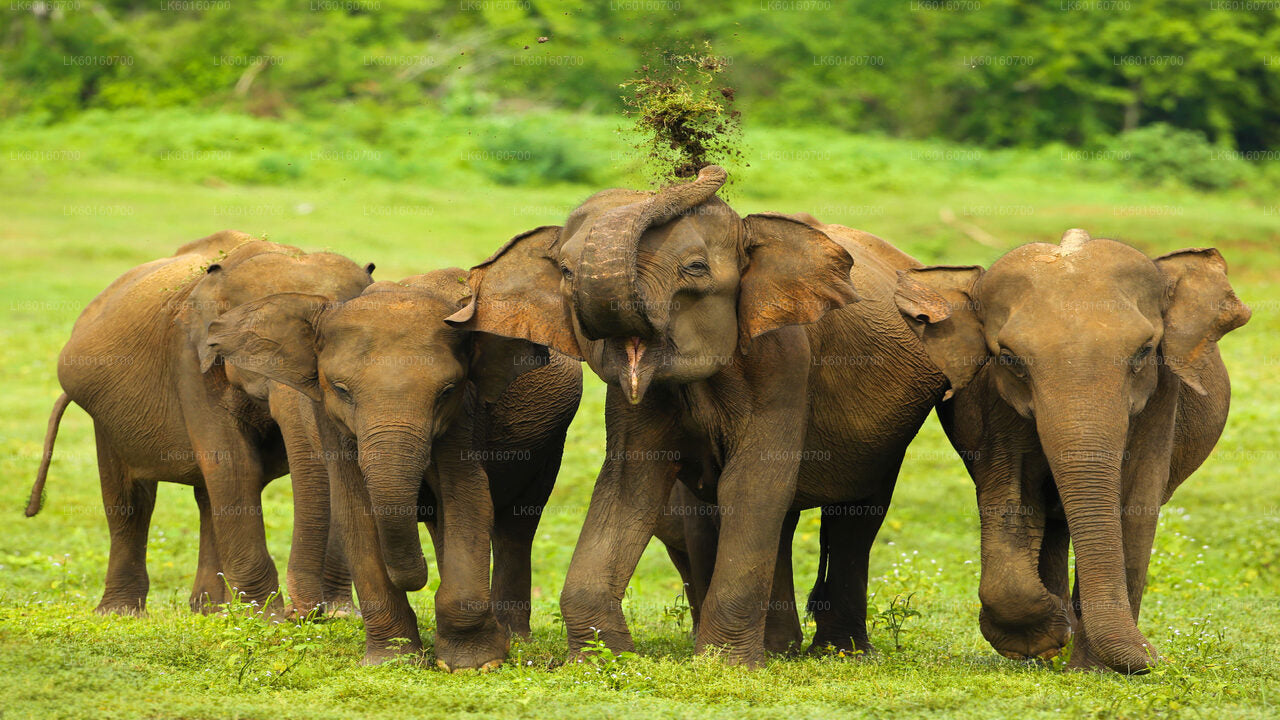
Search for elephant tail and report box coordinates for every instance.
[26,393,70,517]
[806,507,832,613]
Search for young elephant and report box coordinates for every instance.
[29,231,374,615]
[206,269,582,670]
[447,166,954,666]
[894,229,1250,673]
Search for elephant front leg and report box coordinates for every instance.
[695,417,805,667]
[431,435,506,671]
[198,455,282,614]
[763,510,802,655]
[270,389,350,617]
[190,485,228,613]
[973,444,1073,662]
[561,391,681,658]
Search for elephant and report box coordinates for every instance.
[445,165,955,666]
[893,229,1250,673]
[27,231,374,616]
[204,269,583,670]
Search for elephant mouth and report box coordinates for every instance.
[591,335,729,404]
[614,336,658,405]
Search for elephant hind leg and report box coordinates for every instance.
[807,485,896,655]
[320,526,355,614]
[490,455,560,639]
[189,485,228,613]
[95,425,156,615]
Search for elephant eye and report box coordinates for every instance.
[1130,345,1154,373]
[439,382,457,399]
[998,350,1028,379]
[330,381,354,404]
[560,263,574,281]
[681,259,711,277]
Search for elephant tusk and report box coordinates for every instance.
[626,337,646,403]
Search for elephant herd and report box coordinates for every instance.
[28,166,1250,675]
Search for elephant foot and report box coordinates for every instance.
[434,619,509,672]
[360,640,424,666]
[437,658,503,673]
[189,586,229,614]
[495,605,532,640]
[764,632,803,656]
[806,635,874,658]
[96,595,146,616]
[694,639,767,668]
[980,602,1073,663]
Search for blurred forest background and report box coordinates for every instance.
[4,0,1280,192]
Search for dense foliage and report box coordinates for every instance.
[4,0,1280,150]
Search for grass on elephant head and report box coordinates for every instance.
[1,110,1279,719]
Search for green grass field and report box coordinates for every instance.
[1,112,1278,719]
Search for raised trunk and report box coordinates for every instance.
[359,426,431,592]
[1036,396,1156,673]
[574,165,727,340]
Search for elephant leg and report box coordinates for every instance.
[95,426,156,615]
[490,453,558,639]
[282,438,333,614]
[199,460,280,612]
[490,506,540,639]
[1038,510,1071,608]
[975,448,1072,661]
[560,394,681,657]
[430,454,507,672]
[682,501,719,633]
[321,520,354,614]
[695,437,801,667]
[763,510,802,655]
[189,485,228,613]
[807,486,893,655]
[322,423,421,663]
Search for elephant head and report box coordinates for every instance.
[180,238,375,385]
[895,229,1250,673]
[204,269,547,592]
[445,166,859,403]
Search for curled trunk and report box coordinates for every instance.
[574,165,728,339]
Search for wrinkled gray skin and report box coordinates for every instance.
[206,269,582,670]
[895,229,1250,673]
[449,167,952,666]
[33,231,373,616]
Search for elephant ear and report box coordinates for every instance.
[205,293,331,402]
[894,265,987,400]
[182,262,232,374]
[445,226,584,360]
[1154,248,1251,395]
[739,213,860,349]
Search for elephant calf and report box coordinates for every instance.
[29,231,374,615]
[895,229,1250,673]
[206,269,582,670]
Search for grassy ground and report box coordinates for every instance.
[1,112,1277,719]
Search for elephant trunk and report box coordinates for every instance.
[1036,393,1155,673]
[359,424,431,592]
[574,165,728,340]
